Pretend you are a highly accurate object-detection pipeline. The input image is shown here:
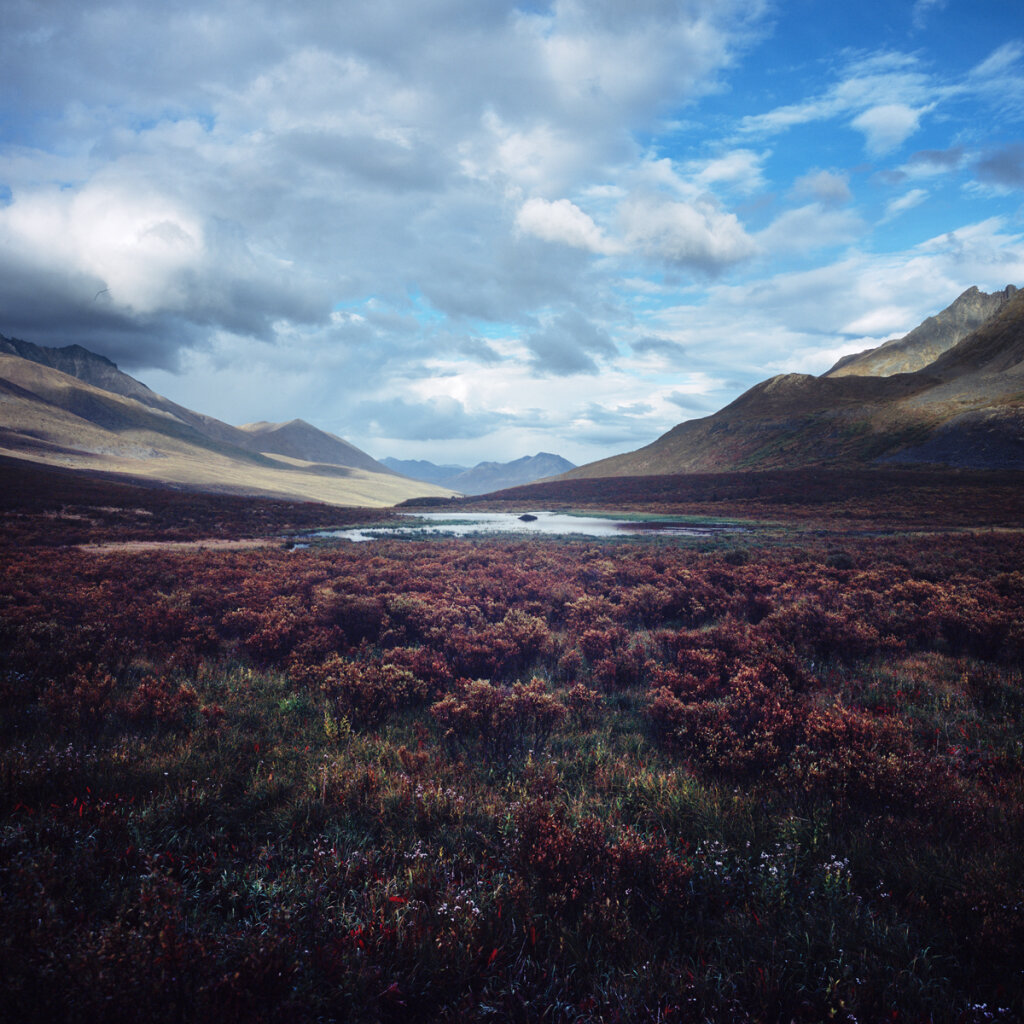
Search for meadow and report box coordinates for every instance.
[2,465,1023,1022]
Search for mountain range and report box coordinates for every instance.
[0,334,575,504]
[561,284,1024,479]
[0,335,449,506]
[382,453,576,494]
[3,283,1022,507]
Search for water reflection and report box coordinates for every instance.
[314,510,739,542]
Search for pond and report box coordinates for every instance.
[311,510,743,542]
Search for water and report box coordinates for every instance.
[313,510,739,543]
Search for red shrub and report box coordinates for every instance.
[430,677,567,761]
[126,675,199,727]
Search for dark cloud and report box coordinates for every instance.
[454,336,503,364]
[357,395,508,440]
[525,311,616,376]
[975,144,1024,190]
[569,399,662,446]
[907,146,964,169]
[665,390,713,414]
[876,169,908,185]
[0,255,194,370]
[279,131,451,193]
[631,336,687,359]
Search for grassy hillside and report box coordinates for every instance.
[563,289,1024,479]
[0,355,453,507]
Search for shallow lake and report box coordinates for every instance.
[313,510,741,542]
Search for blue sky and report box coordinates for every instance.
[1,0,1022,465]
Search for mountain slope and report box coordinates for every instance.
[2,332,394,478]
[826,285,1018,377]
[563,285,1024,478]
[0,348,453,506]
[237,419,393,475]
[0,334,160,403]
[0,332,259,450]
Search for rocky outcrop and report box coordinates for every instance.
[827,285,1018,377]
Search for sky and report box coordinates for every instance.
[2,0,1023,467]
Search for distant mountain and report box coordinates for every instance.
[561,285,1024,478]
[446,453,576,494]
[238,419,393,475]
[0,334,453,507]
[381,457,469,486]
[383,452,576,494]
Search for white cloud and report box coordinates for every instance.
[841,306,918,336]
[740,50,933,137]
[1,181,203,313]
[516,197,621,254]
[912,0,947,31]
[970,41,1024,80]
[792,169,852,206]
[901,147,964,177]
[882,188,928,221]
[620,194,755,272]
[756,204,864,253]
[688,148,768,194]
[851,103,925,156]
[536,0,767,121]
[738,49,968,161]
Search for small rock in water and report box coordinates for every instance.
[518,513,538,522]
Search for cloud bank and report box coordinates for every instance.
[1,0,1022,463]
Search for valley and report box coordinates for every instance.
[3,285,1024,1022]
[6,2,1024,1019]
[2,458,1024,1022]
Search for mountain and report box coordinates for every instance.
[383,452,576,494]
[0,332,275,451]
[238,419,394,475]
[446,453,576,494]
[826,285,1018,377]
[0,334,453,506]
[561,285,1024,479]
[381,457,469,486]
[0,334,161,403]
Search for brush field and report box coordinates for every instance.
[2,465,1023,1022]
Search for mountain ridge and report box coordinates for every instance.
[562,285,1024,479]
[826,284,1018,378]
[0,336,453,506]
[237,418,394,475]
[383,452,576,494]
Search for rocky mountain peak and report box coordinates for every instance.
[826,284,1019,378]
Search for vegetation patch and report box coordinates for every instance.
[2,514,1023,1021]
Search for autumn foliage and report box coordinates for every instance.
[2,498,1024,1022]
